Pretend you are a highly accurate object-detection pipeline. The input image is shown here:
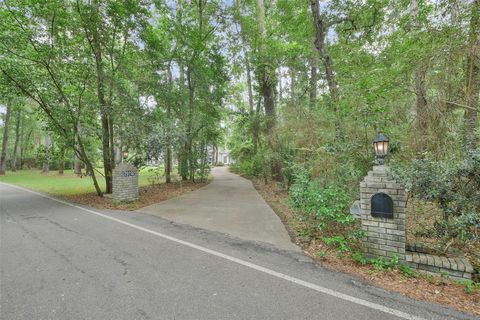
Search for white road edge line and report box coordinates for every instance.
[1,182,425,320]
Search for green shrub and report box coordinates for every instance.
[290,169,354,231]
[289,169,359,251]
[233,152,264,177]
[457,280,480,294]
[391,149,480,241]
[351,251,368,264]
[351,252,418,276]
[398,264,418,278]
[369,255,400,271]
[322,235,349,252]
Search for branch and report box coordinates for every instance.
[327,17,352,28]
[1,68,68,136]
[445,100,478,112]
[0,45,41,64]
[75,0,96,57]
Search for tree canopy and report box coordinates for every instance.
[0,0,478,202]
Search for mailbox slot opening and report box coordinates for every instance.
[371,193,394,219]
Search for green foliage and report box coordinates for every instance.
[287,168,362,252]
[231,152,265,177]
[351,252,418,276]
[290,169,354,232]
[392,150,480,240]
[457,280,480,294]
[317,251,327,261]
[351,251,368,265]
[322,235,349,252]
[146,166,165,186]
[398,264,418,278]
[370,255,400,272]
[35,145,51,168]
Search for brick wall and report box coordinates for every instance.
[406,252,473,280]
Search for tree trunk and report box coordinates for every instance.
[20,127,32,170]
[109,115,115,171]
[74,152,82,175]
[19,115,26,169]
[414,66,428,153]
[0,105,12,175]
[409,0,429,153]
[91,0,113,193]
[97,64,112,192]
[11,108,21,171]
[165,64,173,183]
[188,140,195,182]
[76,132,103,196]
[58,146,65,175]
[165,116,172,182]
[278,69,283,102]
[309,42,318,108]
[74,152,82,174]
[180,145,188,181]
[255,0,276,130]
[165,143,172,183]
[289,65,295,100]
[246,54,254,115]
[187,67,195,182]
[464,0,480,148]
[74,124,82,174]
[255,0,281,180]
[310,0,343,139]
[237,12,257,152]
[42,135,51,174]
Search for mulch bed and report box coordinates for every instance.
[251,178,480,317]
[62,180,209,211]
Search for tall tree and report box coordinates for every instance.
[0,104,11,175]
[255,0,276,130]
[409,0,429,154]
[310,0,342,138]
[309,42,318,108]
[464,0,480,148]
[11,107,21,171]
[75,0,148,193]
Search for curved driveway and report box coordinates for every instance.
[138,167,299,251]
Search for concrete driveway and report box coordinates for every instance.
[138,167,299,251]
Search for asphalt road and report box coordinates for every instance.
[0,182,477,320]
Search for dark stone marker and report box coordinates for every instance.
[371,193,393,219]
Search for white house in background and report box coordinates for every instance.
[207,147,233,165]
[217,149,232,165]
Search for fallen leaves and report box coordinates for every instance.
[62,180,209,211]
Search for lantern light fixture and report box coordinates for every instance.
[373,132,389,165]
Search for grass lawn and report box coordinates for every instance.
[0,168,163,196]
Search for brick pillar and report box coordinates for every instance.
[113,163,139,203]
[360,165,407,261]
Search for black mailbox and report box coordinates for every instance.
[371,193,393,218]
